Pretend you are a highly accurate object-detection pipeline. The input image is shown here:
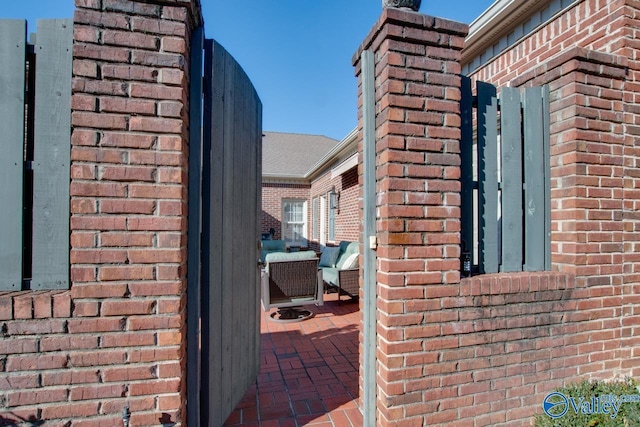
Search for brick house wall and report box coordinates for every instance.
[262,167,359,251]
[2,1,638,426]
[336,167,360,243]
[0,0,201,425]
[261,183,310,241]
[466,0,640,387]
[353,3,639,426]
[468,0,640,288]
[308,166,360,250]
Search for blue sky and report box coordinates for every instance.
[2,0,494,140]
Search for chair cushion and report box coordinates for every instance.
[336,242,359,269]
[319,246,340,267]
[341,252,359,269]
[264,251,317,272]
[261,240,286,261]
[265,250,316,263]
[322,267,339,286]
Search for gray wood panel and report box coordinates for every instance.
[248,75,261,393]
[204,38,224,427]
[186,25,204,427]
[362,49,376,427]
[0,20,26,291]
[31,19,73,290]
[477,81,499,274]
[499,87,523,272]
[220,44,235,419]
[543,85,551,270]
[203,39,262,427]
[459,76,474,270]
[523,87,545,271]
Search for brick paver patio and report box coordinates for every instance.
[224,292,362,427]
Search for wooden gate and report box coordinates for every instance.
[187,29,263,427]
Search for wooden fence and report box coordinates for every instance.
[0,19,72,291]
[460,77,551,275]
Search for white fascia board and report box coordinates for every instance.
[462,0,551,66]
[305,127,358,180]
[331,153,359,179]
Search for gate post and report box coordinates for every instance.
[353,8,467,426]
[70,0,202,424]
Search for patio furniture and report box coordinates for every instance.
[261,251,323,322]
[260,239,286,262]
[320,241,359,301]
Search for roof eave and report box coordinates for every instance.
[462,0,553,67]
[304,127,358,181]
[262,174,310,185]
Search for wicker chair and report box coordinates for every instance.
[261,252,323,322]
[320,241,359,301]
[331,268,359,300]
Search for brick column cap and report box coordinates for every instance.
[156,0,203,26]
[512,45,628,87]
[352,7,469,68]
[78,0,204,27]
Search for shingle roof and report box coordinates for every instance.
[262,131,340,177]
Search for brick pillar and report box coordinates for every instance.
[69,0,201,424]
[353,9,468,426]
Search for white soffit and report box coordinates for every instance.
[462,0,552,66]
[331,154,358,179]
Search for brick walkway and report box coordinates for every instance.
[224,292,363,427]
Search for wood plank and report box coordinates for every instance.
[228,47,261,412]
[231,56,249,407]
[186,25,204,427]
[31,19,73,290]
[543,85,551,270]
[0,20,26,291]
[477,81,499,274]
[204,37,225,427]
[245,74,262,386]
[499,87,523,272]
[254,94,263,370]
[220,45,236,421]
[523,86,545,271]
[459,75,474,274]
[362,49,377,427]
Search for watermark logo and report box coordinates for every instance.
[543,392,569,419]
[543,392,640,419]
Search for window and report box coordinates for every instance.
[312,197,319,240]
[282,199,307,246]
[328,192,337,242]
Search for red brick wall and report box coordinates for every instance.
[261,183,310,241]
[262,167,359,252]
[353,2,639,426]
[354,9,469,426]
[469,0,631,87]
[337,167,360,243]
[469,0,640,291]
[467,0,640,387]
[0,1,200,425]
[308,166,360,249]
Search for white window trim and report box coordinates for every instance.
[320,196,327,246]
[312,197,319,240]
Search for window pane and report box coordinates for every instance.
[282,200,306,244]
